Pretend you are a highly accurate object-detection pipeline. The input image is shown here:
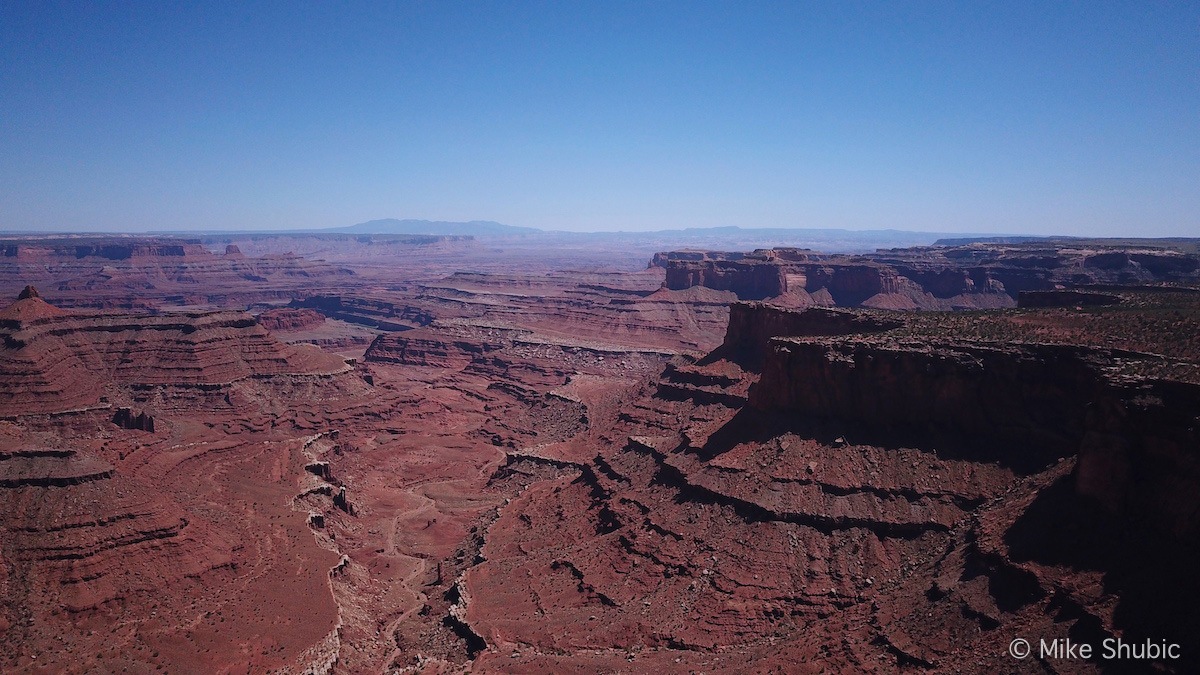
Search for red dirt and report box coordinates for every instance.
[1,235,1197,674]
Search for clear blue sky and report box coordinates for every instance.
[1,1,1197,235]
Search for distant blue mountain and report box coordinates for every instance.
[332,219,540,236]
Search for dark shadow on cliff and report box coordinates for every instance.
[1005,475,1200,673]
[693,407,1071,475]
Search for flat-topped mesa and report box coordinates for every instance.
[1,237,211,261]
[664,257,787,300]
[660,249,999,307]
[0,303,353,416]
[658,242,1200,309]
[1083,250,1200,278]
[649,250,748,268]
[256,307,326,332]
[651,247,818,269]
[293,295,432,331]
[364,326,507,369]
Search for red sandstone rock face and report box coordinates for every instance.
[0,264,731,672]
[664,258,787,299]
[650,250,750,267]
[256,307,327,332]
[0,288,69,324]
[718,301,902,366]
[295,294,434,330]
[365,325,508,370]
[0,425,349,672]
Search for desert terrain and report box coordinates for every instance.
[1,233,1198,673]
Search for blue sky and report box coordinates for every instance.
[1,1,1196,235]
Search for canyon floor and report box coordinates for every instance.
[1,235,1198,673]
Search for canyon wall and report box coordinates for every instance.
[749,325,1200,537]
[663,259,786,300]
[660,243,1200,310]
[459,296,1200,671]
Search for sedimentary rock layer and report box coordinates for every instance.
[0,236,357,310]
[0,293,350,416]
[0,291,378,672]
[661,242,1200,310]
[256,307,327,332]
[4,238,1198,673]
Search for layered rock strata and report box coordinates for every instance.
[452,297,1200,672]
[661,242,1200,310]
[0,290,376,673]
[0,236,357,310]
[0,292,351,416]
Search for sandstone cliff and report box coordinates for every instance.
[663,258,787,300]
[659,242,1200,311]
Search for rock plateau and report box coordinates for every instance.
[1,234,1197,673]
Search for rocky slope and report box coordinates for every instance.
[450,295,1200,672]
[0,290,377,673]
[0,288,352,417]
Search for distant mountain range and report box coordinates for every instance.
[329,219,540,236]
[131,219,1039,254]
[331,220,999,242]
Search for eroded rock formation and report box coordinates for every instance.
[3,236,1199,673]
[111,407,155,432]
[0,291,352,416]
[661,242,1200,311]
[256,307,327,332]
[450,295,1200,672]
[0,288,376,672]
[0,236,357,310]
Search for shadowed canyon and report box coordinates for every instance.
[1,233,1198,673]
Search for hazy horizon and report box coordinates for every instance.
[1,218,1014,238]
[2,3,1197,236]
